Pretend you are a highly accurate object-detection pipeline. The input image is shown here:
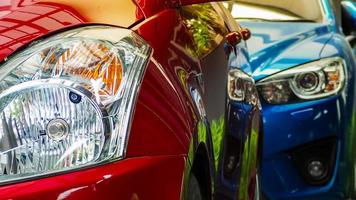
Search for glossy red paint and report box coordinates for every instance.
[134,0,225,19]
[134,0,167,18]
[127,61,192,157]
[0,0,229,199]
[127,8,203,157]
[178,0,224,6]
[0,0,143,61]
[0,156,186,200]
[0,0,202,198]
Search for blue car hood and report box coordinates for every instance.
[239,21,333,81]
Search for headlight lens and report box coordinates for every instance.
[257,57,346,104]
[228,69,260,107]
[0,26,151,184]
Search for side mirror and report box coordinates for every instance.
[341,1,356,36]
[341,1,356,47]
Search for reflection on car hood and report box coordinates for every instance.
[239,21,333,81]
[0,0,143,62]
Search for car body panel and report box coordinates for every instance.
[0,0,143,62]
[127,61,193,157]
[239,21,333,81]
[210,4,262,200]
[0,1,262,200]
[0,155,186,200]
[230,0,356,199]
[134,0,225,18]
[43,0,143,26]
[128,9,199,157]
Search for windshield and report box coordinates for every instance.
[224,0,324,22]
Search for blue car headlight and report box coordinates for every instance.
[228,69,260,107]
[256,57,346,104]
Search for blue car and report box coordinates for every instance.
[226,0,356,199]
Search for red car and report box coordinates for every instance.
[0,0,262,199]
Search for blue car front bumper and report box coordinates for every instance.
[261,93,355,199]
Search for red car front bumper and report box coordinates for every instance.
[0,155,186,200]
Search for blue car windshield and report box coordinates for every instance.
[225,0,325,22]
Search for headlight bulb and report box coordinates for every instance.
[46,118,70,141]
[296,72,319,91]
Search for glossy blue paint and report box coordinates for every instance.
[215,25,262,199]
[239,21,333,81]
[320,0,339,33]
[237,0,356,199]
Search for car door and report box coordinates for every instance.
[180,3,262,200]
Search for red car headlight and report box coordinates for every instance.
[0,26,151,184]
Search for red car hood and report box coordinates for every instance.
[0,0,143,61]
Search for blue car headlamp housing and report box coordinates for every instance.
[257,57,346,104]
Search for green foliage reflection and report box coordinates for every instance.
[181,4,226,57]
[211,116,225,170]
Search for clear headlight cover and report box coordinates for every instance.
[228,69,260,107]
[256,57,346,104]
[0,26,151,184]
